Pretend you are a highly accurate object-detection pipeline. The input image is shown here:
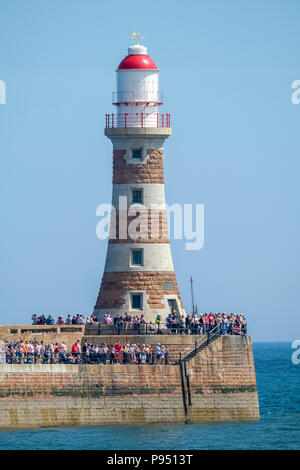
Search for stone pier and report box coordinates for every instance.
[0,335,259,429]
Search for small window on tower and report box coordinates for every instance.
[131,293,143,310]
[132,148,143,160]
[131,249,143,266]
[132,189,143,204]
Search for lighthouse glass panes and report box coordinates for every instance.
[132,148,142,159]
[132,249,143,266]
[132,189,143,204]
[93,41,185,323]
[131,294,142,309]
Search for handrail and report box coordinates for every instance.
[84,321,245,338]
[179,324,222,363]
[85,322,191,336]
[195,323,220,348]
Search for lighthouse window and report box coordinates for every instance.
[132,148,143,160]
[131,293,143,310]
[132,249,143,266]
[132,189,143,204]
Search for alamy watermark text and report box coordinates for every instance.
[96,198,204,251]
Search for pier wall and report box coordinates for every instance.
[0,335,259,429]
[0,325,85,350]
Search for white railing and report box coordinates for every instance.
[105,112,171,128]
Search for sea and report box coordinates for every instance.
[0,342,299,450]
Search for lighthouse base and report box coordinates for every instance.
[94,270,186,323]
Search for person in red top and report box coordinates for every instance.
[71,340,81,360]
[207,313,215,332]
[114,342,123,363]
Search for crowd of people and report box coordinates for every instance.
[82,341,167,365]
[4,312,247,365]
[31,314,98,325]
[31,312,247,336]
[5,340,78,364]
[4,339,168,365]
[172,312,247,336]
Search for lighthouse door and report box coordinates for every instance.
[168,299,180,318]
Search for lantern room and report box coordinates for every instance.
[106,41,170,128]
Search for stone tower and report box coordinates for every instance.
[94,41,185,323]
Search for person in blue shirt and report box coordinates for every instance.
[46,314,54,325]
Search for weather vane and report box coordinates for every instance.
[129,30,145,45]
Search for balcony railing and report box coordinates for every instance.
[105,112,171,128]
[112,91,163,105]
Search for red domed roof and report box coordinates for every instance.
[118,54,158,70]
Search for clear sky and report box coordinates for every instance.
[0,0,299,341]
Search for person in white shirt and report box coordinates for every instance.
[156,344,161,363]
[34,343,41,363]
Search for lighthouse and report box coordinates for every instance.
[94,35,185,323]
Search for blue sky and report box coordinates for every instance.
[0,0,299,341]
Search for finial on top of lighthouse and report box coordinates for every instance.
[129,30,145,45]
[128,30,147,55]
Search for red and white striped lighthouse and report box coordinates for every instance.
[94,36,185,322]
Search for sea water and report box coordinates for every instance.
[0,342,299,450]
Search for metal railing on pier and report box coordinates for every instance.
[179,324,222,363]
[85,322,192,336]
